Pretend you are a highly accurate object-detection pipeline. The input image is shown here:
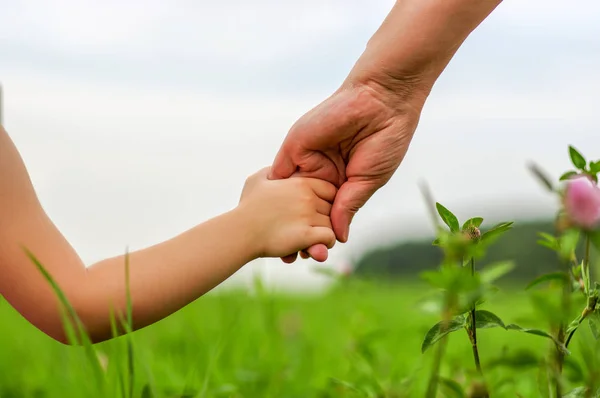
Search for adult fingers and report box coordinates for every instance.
[330,179,379,243]
[269,146,296,180]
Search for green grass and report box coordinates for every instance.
[0,278,593,397]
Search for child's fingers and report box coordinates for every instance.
[306,245,328,262]
[306,227,336,250]
[281,253,298,264]
[247,166,271,184]
[305,178,337,202]
[311,213,333,229]
[315,198,333,216]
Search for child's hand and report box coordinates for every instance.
[237,167,337,261]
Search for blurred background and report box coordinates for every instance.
[2,0,600,292]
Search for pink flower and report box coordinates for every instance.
[564,176,600,230]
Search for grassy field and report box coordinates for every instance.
[0,276,593,397]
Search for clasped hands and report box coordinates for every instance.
[266,82,422,264]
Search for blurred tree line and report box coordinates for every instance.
[355,219,597,283]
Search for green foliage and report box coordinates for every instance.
[480,222,514,246]
[24,248,107,396]
[590,161,600,174]
[436,202,460,233]
[526,272,569,290]
[569,146,587,170]
[560,171,579,181]
[588,311,600,340]
[505,324,569,355]
[474,310,506,329]
[462,217,484,230]
[357,220,554,281]
[421,316,466,353]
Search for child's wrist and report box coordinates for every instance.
[231,204,264,261]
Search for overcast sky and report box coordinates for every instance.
[2,0,600,290]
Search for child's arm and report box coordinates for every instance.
[0,126,336,343]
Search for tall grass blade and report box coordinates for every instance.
[24,247,106,395]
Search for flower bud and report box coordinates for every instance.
[564,176,600,230]
[463,226,481,242]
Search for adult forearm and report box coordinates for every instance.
[346,0,502,103]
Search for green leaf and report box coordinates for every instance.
[538,239,558,251]
[538,232,556,241]
[480,222,514,245]
[569,145,587,170]
[462,217,483,231]
[436,202,460,233]
[589,311,600,340]
[526,272,569,290]
[24,248,107,391]
[558,171,579,181]
[506,324,570,355]
[474,310,506,329]
[537,232,559,251]
[590,160,600,174]
[560,171,579,181]
[421,316,466,353]
[438,377,466,398]
[479,261,515,284]
[528,162,555,192]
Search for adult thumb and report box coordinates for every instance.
[268,147,296,181]
[331,180,378,243]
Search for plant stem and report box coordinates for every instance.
[469,258,483,375]
[566,235,594,350]
[585,236,591,288]
[425,293,452,398]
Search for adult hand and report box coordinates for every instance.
[268,0,501,263]
[269,80,425,263]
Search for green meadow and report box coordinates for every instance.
[1,276,592,398]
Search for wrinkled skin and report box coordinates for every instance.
[269,82,425,263]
